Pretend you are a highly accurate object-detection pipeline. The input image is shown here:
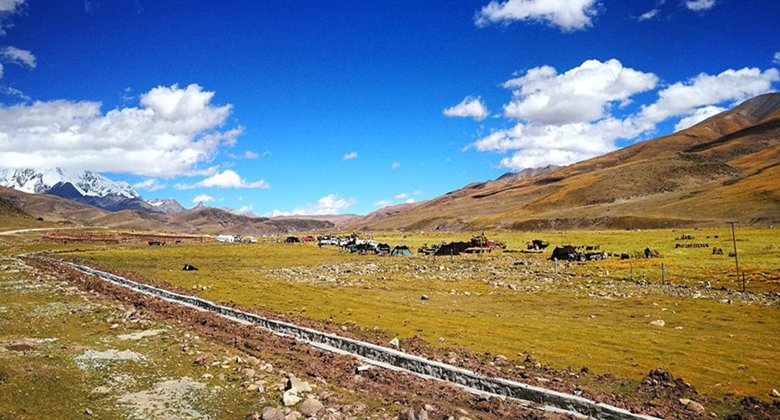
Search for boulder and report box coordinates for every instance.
[262,407,285,420]
[283,390,302,407]
[298,398,324,417]
[286,375,312,394]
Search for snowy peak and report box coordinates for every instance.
[147,198,186,215]
[0,168,139,199]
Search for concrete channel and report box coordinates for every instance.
[28,255,663,420]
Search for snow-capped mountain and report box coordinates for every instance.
[0,168,138,198]
[0,168,185,215]
[147,198,187,215]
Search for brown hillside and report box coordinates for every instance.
[0,187,333,235]
[353,93,780,231]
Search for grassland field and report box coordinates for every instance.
[3,221,779,412]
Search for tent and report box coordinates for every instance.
[434,241,471,256]
[391,245,413,256]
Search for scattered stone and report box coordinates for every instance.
[397,407,416,420]
[649,320,665,327]
[771,389,780,398]
[262,406,285,420]
[420,295,429,300]
[389,337,399,347]
[286,375,312,394]
[84,408,93,416]
[241,368,256,379]
[194,353,217,366]
[283,390,302,407]
[299,398,324,416]
[686,401,705,414]
[116,329,164,341]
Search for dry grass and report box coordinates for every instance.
[52,227,780,403]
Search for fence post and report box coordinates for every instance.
[661,263,665,284]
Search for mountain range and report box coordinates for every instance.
[0,168,188,215]
[2,93,779,233]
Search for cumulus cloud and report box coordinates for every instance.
[343,151,358,160]
[192,194,214,204]
[502,59,658,124]
[468,61,780,171]
[404,198,415,204]
[673,105,727,132]
[395,193,409,199]
[270,194,356,216]
[473,117,644,170]
[638,67,780,124]
[175,170,269,189]
[685,0,715,11]
[1,46,35,68]
[773,52,780,65]
[0,84,243,177]
[443,96,490,120]
[391,161,400,169]
[475,0,600,32]
[132,178,166,192]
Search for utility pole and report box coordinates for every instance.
[730,222,742,292]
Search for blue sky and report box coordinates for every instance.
[0,0,778,216]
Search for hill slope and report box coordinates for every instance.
[0,187,333,235]
[353,93,780,231]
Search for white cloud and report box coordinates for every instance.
[685,0,715,11]
[673,105,727,132]
[773,52,780,65]
[244,151,259,159]
[443,96,490,120]
[193,194,214,204]
[412,190,423,195]
[1,46,35,68]
[638,67,780,124]
[0,84,240,177]
[473,117,643,170]
[502,59,658,125]
[404,198,415,204]
[395,193,409,199]
[132,178,166,192]
[270,194,356,216]
[475,0,600,32]
[0,0,24,34]
[637,9,659,21]
[343,151,358,160]
[238,204,254,213]
[391,161,400,169]
[175,170,269,189]
[469,61,780,171]
[374,199,393,207]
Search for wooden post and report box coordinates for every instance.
[742,272,746,293]
[661,263,665,284]
[630,260,633,281]
[730,222,741,288]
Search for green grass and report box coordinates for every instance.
[45,227,778,403]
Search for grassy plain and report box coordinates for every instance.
[45,226,780,404]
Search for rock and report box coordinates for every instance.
[262,407,286,420]
[420,295,429,300]
[84,408,93,416]
[416,407,429,420]
[286,375,312,394]
[389,337,400,347]
[679,398,691,406]
[649,320,665,327]
[771,389,780,398]
[685,401,705,414]
[283,390,302,407]
[195,353,217,366]
[285,413,301,420]
[299,398,324,416]
[397,407,416,420]
[242,368,257,379]
[423,404,436,413]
